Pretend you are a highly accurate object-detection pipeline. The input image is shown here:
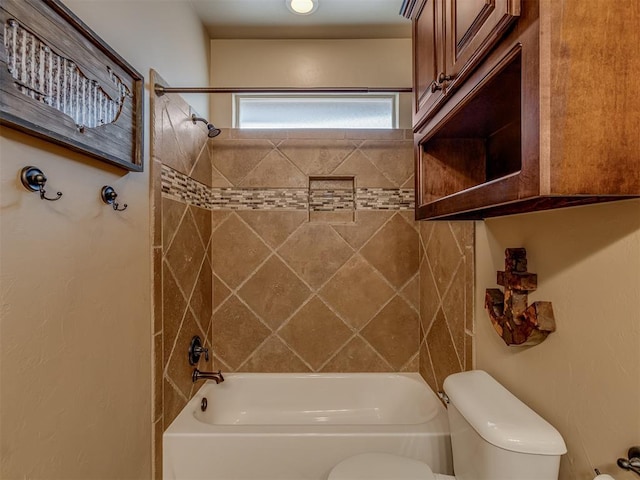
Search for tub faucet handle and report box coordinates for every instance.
[188,335,209,365]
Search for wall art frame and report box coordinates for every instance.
[0,0,144,171]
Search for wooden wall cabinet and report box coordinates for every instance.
[405,0,520,130]
[401,0,640,220]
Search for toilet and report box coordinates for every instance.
[328,370,567,480]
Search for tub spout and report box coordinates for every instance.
[192,368,224,384]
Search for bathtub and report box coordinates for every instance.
[163,373,452,480]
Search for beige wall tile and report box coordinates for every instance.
[359,140,414,187]
[419,258,440,333]
[189,257,213,333]
[153,333,163,423]
[426,309,463,390]
[331,211,394,249]
[165,209,206,298]
[163,378,187,429]
[189,205,212,249]
[309,211,355,223]
[279,297,352,370]
[210,139,274,186]
[360,213,419,288]
[162,262,188,368]
[162,197,187,251]
[190,146,213,187]
[418,341,437,393]
[278,139,356,175]
[213,275,231,309]
[278,223,353,289]
[238,256,312,330]
[333,150,395,187]
[165,310,205,398]
[321,337,392,372]
[237,211,307,249]
[426,222,463,295]
[210,214,270,288]
[240,150,307,188]
[401,274,420,311]
[441,263,465,364]
[211,295,270,370]
[361,296,419,369]
[240,336,311,372]
[319,254,395,329]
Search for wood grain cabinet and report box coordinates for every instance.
[405,0,520,129]
[402,0,640,220]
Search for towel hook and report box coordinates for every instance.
[20,166,63,201]
[101,186,127,211]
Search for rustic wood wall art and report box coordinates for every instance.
[485,248,556,346]
[0,0,143,171]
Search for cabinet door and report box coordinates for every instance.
[445,0,520,86]
[412,0,445,127]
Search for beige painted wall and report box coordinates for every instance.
[209,39,413,128]
[0,2,209,478]
[475,199,640,480]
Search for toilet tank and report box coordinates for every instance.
[443,371,566,480]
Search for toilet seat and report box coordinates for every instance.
[327,453,436,480]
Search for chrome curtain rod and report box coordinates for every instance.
[154,84,412,95]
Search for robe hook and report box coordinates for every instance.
[101,186,128,211]
[20,166,63,201]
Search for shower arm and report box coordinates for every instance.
[154,84,412,95]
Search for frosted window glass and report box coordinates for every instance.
[236,95,396,129]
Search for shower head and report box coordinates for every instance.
[191,114,222,138]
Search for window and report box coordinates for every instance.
[234,94,398,129]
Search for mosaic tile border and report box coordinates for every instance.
[161,165,415,211]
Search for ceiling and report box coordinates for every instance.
[187,0,411,39]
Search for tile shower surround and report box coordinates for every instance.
[151,72,474,478]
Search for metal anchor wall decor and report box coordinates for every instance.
[485,248,556,346]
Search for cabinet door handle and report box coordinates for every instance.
[430,81,442,93]
[438,72,453,84]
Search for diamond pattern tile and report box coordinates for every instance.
[238,256,311,330]
[240,336,311,372]
[279,297,352,370]
[319,254,394,329]
[189,257,213,334]
[361,296,419,369]
[278,223,353,289]
[211,139,274,186]
[321,336,392,372]
[360,213,419,288]
[162,197,187,251]
[189,205,212,249]
[210,214,270,288]
[240,149,307,188]
[278,139,356,175]
[419,257,440,334]
[331,211,393,250]
[211,295,270,369]
[165,209,206,298]
[426,309,462,390]
[359,140,414,187]
[441,262,465,363]
[332,150,395,187]
[400,274,420,312]
[426,223,463,296]
[165,309,205,398]
[237,211,307,249]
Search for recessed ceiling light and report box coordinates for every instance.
[287,0,318,15]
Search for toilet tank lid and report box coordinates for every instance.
[443,371,567,456]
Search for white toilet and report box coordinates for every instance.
[328,370,567,480]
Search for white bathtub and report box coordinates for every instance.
[163,373,452,480]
